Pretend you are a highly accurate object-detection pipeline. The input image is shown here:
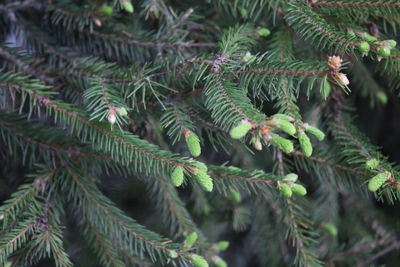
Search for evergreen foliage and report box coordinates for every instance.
[1,0,400,266]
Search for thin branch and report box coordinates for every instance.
[0,0,44,11]
[357,239,400,267]
[0,47,55,84]
[311,1,400,8]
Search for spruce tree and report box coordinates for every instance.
[1,0,400,266]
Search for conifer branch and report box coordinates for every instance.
[147,176,198,236]
[327,91,399,201]
[209,166,277,196]
[0,47,54,84]
[0,75,198,176]
[62,166,191,263]
[81,219,126,267]
[0,172,50,230]
[310,1,400,8]
[16,212,73,267]
[0,0,44,12]
[285,0,360,52]
[0,218,36,264]
[292,150,365,175]
[86,30,217,49]
[275,151,322,267]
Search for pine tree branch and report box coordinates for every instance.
[160,103,197,143]
[0,218,36,264]
[310,1,400,8]
[0,110,112,166]
[0,46,54,84]
[292,150,365,175]
[0,77,197,175]
[331,237,394,261]
[85,29,217,49]
[285,0,360,51]
[147,176,198,236]
[356,239,400,267]
[117,245,152,267]
[208,165,278,197]
[0,171,50,230]
[276,150,322,267]
[327,92,400,201]
[285,198,320,267]
[63,167,192,263]
[82,219,126,267]
[0,0,44,11]
[187,108,226,132]
[236,68,330,77]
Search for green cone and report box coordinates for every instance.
[388,40,397,48]
[230,121,252,139]
[366,159,379,170]
[368,172,388,192]
[192,161,208,172]
[122,0,134,13]
[275,119,296,136]
[377,91,388,104]
[322,223,338,236]
[362,33,377,42]
[230,189,242,204]
[195,170,213,192]
[299,132,312,157]
[271,135,294,153]
[291,184,307,196]
[216,241,229,250]
[100,4,113,16]
[272,113,294,121]
[214,258,228,267]
[257,28,271,37]
[168,250,178,259]
[191,255,209,267]
[184,232,198,247]
[171,166,184,187]
[186,132,201,157]
[358,42,370,54]
[305,125,325,141]
[283,173,298,183]
[278,183,292,198]
[378,46,391,57]
[240,8,248,18]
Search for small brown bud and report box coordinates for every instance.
[327,56,343,70]
[261,125,271,137]
[92,17,102,27]
[108,110,116,124]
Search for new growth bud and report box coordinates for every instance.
[194,169,213,192]
[184,232,198,247]
[368,172,390,192]
[230,121,252,139]
[184,130,201,157]
[304,124,325,141]
[191,255,209,267]
[291,184,307,196]
[270,135,294,154]
[298,132,312,157]
[122,0,134,13]
[278,183,292,198]
[107,110,116,124]
[171,166,184,187]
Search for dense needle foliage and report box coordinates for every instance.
[1,0,400,266]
